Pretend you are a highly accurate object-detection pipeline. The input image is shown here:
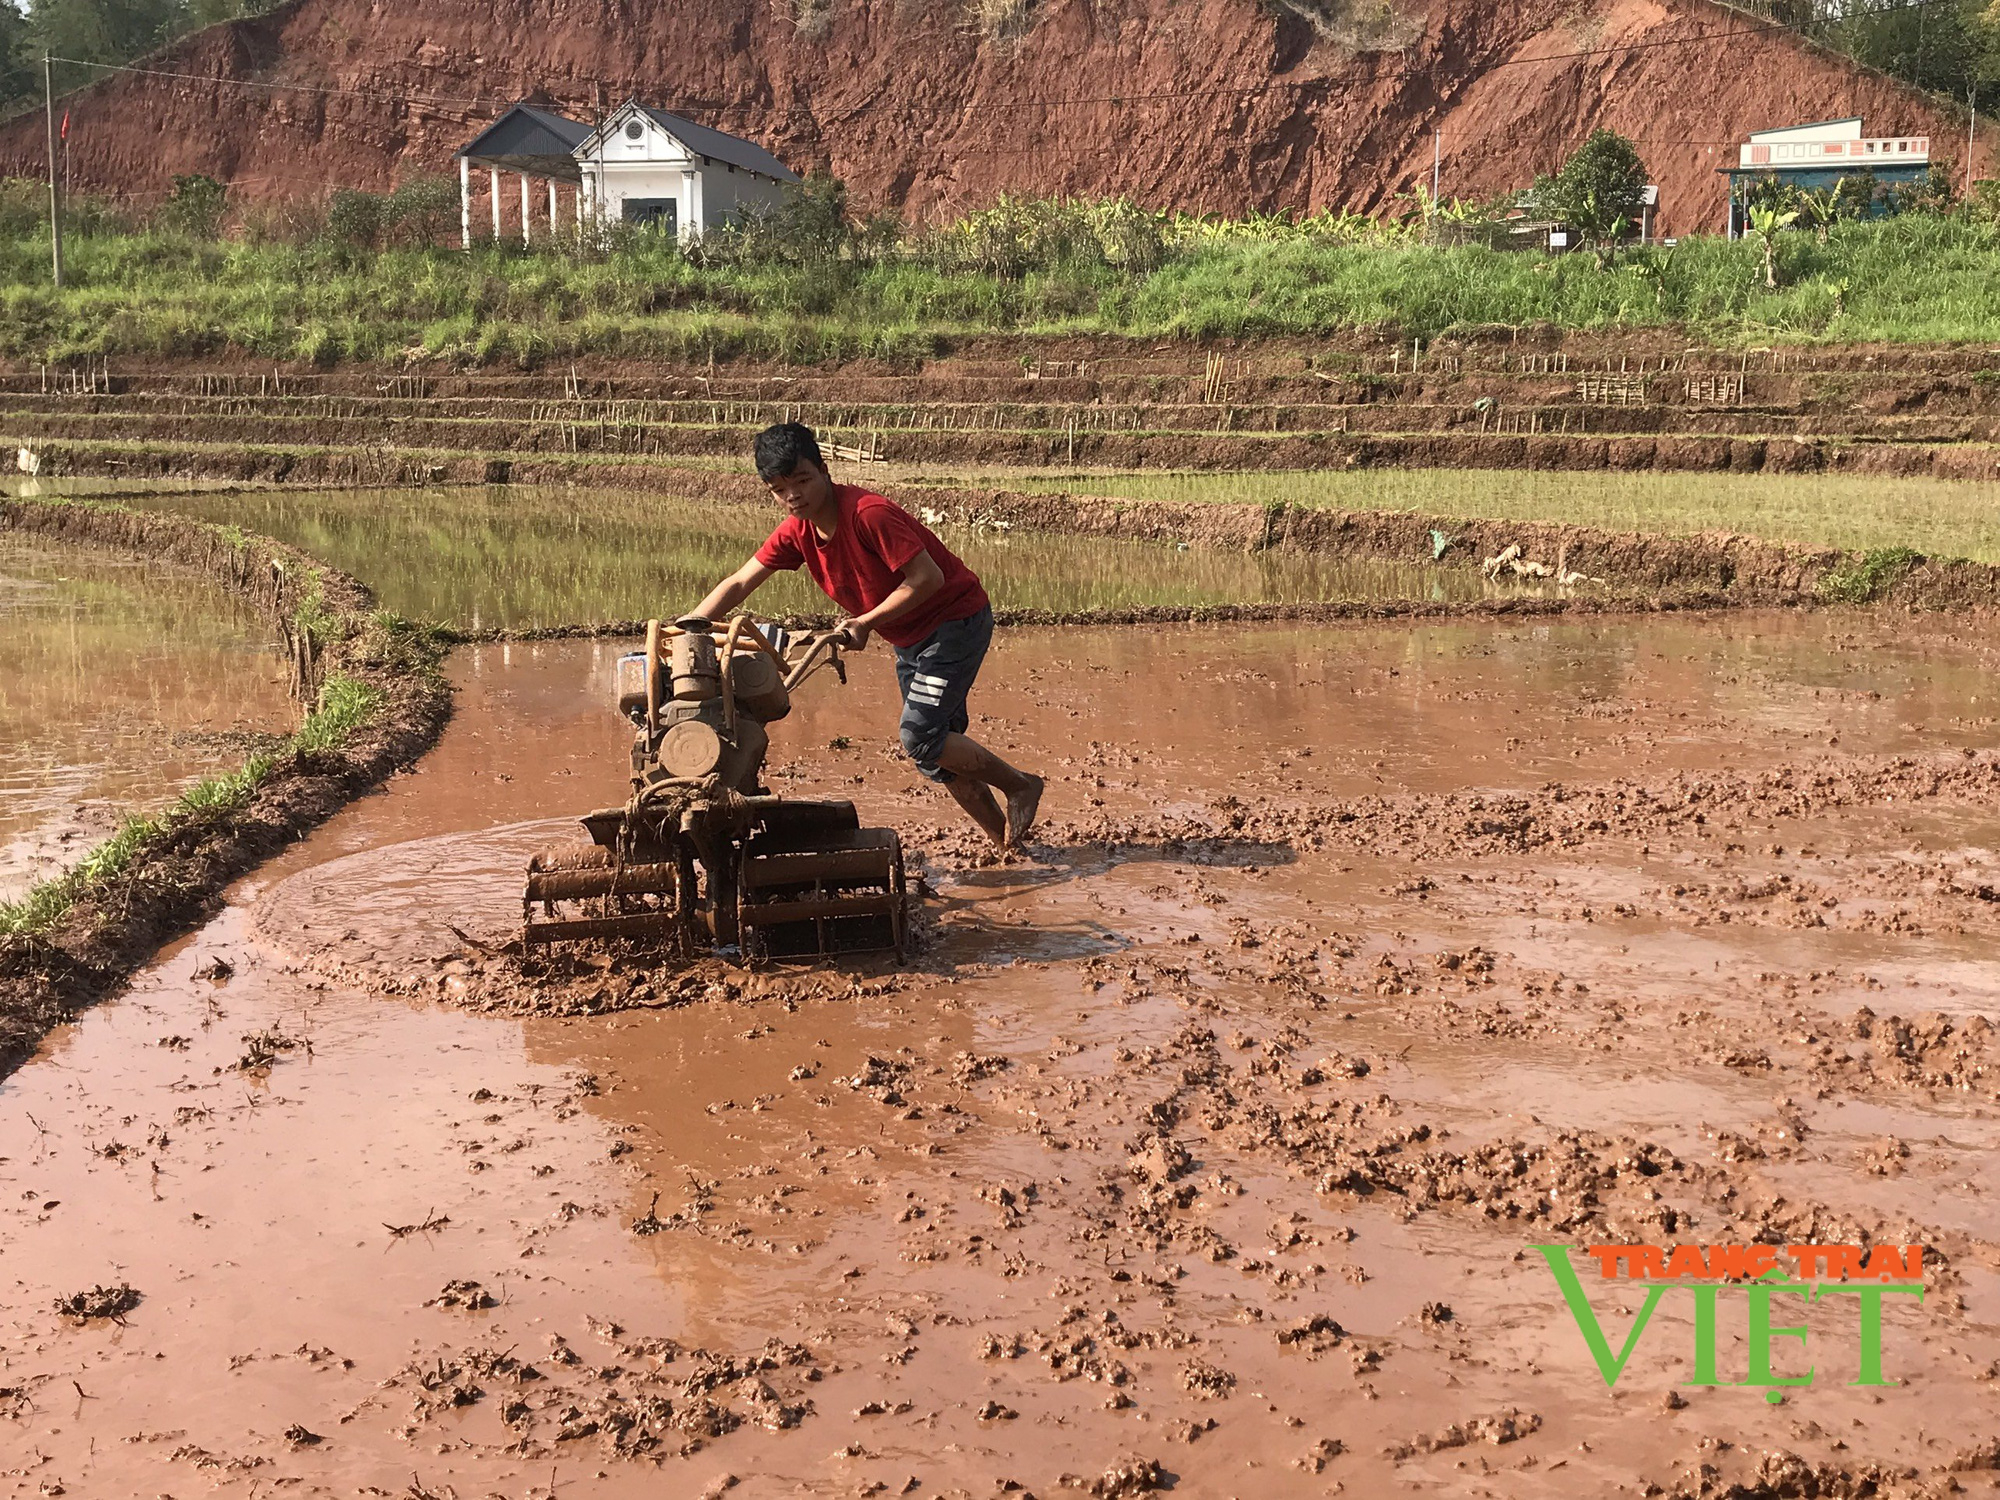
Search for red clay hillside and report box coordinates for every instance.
[0,0,1973,234]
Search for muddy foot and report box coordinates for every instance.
[1006,775,1045,848]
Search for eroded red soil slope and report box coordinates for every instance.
[0,0,1975,236]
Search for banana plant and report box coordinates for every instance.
[1628,245,1678,312]
[1796,187,1842,244]
[1747,204,1799,289]
[1566,187,1632,269]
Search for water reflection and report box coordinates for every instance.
[0,537,293,900]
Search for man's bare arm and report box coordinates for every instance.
[839,551,944,647]
[691,558,777,622]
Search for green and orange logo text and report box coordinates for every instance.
[1534,1242,1926,1398]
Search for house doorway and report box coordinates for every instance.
[621,199,677,235]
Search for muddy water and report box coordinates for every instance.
[0,535,293,901]
[118,484,1516,628]
[3,612,1999,1498]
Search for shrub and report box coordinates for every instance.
[913,194,1158,279]
[1832,171,1881,221]
[238,195,326,246]
[699,170,853,267]
[771,170,853,263]
[159,173,227,239]
[1818,546,1921,603]
[1537,129,1649,246]
[323,188,386,248]
[0,176,43,237]
[1888,162,1958,217]
[384,176,461,248]
[1092,198,1168,272]
[851,207,904,265]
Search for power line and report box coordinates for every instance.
[46,55,494,113]
[44,0,1973,132]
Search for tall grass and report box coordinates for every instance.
[7,192,2000,358]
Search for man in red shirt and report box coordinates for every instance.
[690,423,1045,849]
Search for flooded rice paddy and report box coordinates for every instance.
[0,535,293,901]
[115,485,1514,629]
[3,610,2000,1497]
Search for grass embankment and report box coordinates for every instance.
[31,464,1981,625]
[97,481,1518,629]
[8,212,2000,363]
[0,672,382,937]
[0,495,452,1072]
[992,468,2000,563]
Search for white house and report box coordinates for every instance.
[576,100,798,239]
[455,100,800,247]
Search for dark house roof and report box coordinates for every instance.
[458,99,799,184]
[457,104,592,181]
[585,101,798,182]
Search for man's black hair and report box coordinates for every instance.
[754,422,825,481]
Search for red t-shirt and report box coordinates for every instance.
[754,486,989,649]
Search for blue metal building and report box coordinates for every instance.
[1720,116,1930,236]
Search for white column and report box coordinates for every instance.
[458,157,470,251]
[548,179,558,235]
[520,173,531,246]
[490,167,501,241]
[680,167,698,243]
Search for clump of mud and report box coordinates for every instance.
[1386,1407,1540,1459]
[375,1323,822,1462]
[1085,1455,1169,1496]
[426,1279,496,1310]
[54,1284,142,1322]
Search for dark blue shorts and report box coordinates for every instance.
[893,605,993,783]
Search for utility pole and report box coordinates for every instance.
[1970,86,1979,200]
[1432,128,1441,203]
[43,54,63,289]
[592,81,605,241]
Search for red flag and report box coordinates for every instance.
[59,111,69,141]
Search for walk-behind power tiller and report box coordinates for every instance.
[522,614,906,960]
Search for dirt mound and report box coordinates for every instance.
[0,0,1972,233]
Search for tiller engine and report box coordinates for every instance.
[522,615,905,960]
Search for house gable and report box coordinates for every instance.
[457,103,590,182]
[573,99,800,185]
[587,102,697,169]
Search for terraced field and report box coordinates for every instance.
[9,340,2000,487]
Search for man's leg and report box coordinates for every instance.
[944,775,1007,845]
[935,732,1043,847]
[896,610,1045,848]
